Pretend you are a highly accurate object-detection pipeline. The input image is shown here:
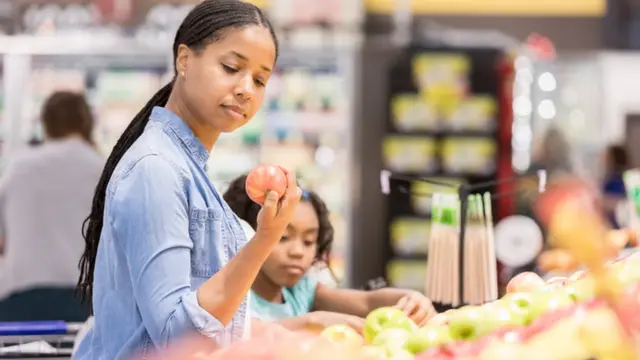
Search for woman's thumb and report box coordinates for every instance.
[262,191,279,214]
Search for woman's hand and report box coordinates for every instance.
[394,291,437,327]
[306,311,366,334]
[256,167,302,240]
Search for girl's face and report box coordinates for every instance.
[260,201,319,288]
[175,25,276,135]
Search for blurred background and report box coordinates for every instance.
[0,0,637,321]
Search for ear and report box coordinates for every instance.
[175,44,191,76]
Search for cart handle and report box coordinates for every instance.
[0,321,68,336]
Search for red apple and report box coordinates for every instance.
[245,164,288,205]
[506,272,545,294]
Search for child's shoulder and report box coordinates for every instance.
[289,275,319,294]
[284,275,319,313]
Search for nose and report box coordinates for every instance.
[234,74,254,102]
[287,239,305,258]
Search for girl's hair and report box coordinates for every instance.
[222,175,334,264]
[41,91,94,145]
[77,0,279,309]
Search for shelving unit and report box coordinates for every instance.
[382,44,509,293]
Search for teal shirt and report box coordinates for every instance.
[250,276,319,321]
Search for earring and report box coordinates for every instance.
[180,71,185,77]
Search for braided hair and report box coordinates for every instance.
[222,175,334,265]
[77,0,279,309]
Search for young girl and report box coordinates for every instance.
[74,2,300,359]
[224,175,437,332]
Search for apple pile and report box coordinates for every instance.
[203,254,640,360]
[313,254,640,360]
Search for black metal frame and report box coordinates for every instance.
[380,169,547,306]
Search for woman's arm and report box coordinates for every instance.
[111,155,299,346]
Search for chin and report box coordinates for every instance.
[218,122,242,133]
[279,275,303,289]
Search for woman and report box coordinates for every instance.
[0,91,102,322]
[73,1,300,359]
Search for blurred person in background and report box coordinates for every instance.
[602,144,629,228]
[530,126,573,177]
[0,91,103,321]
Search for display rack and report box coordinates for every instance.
[381,169,547,310]
[380,40,514,293]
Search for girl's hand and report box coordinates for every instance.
[307,311,366,334]
[394,291,437,327]
[256,167,302,240]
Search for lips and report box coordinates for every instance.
[222,104,246,119]
[283,265,305,275]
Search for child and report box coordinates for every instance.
[223,175,437,332]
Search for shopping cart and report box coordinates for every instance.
[0,321,82,359]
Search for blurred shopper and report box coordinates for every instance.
[531,126,573,176]
[602,144,629,228]
[0,91,103,321]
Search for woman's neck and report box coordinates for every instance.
[165,91,220,151]
[252,272,284,304]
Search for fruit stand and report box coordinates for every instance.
[193,177,640,360]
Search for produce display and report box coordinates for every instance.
[200,177,640,359]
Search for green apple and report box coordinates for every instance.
[502,293,536,324]
[483,303,527,332]
[320,324,364,347]
[364,307,415,344]
[405,325,452,354]
[359,345,388,360]
[566,278,596,303]
[525,291,574,324]
[371,328,411,352]
[447,306,489,341]
[615,261,640,286]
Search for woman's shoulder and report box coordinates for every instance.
[108,147,189,198]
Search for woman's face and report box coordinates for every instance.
[260,201,320,288]
[176,25,276,134]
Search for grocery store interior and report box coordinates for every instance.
[2,0,640,358]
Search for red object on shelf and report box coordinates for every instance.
[526,33,557,61]
[495,53,515,292]
[495,54,515,222]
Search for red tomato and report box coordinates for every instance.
[245,164,288,205]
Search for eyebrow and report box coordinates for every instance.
[231,51,272,73]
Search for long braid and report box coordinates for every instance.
[77,0,279,310]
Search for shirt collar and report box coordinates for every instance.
[148,106,210,168]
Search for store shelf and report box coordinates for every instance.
[381,45,506,292]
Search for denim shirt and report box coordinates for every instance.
[73,107,248,360]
